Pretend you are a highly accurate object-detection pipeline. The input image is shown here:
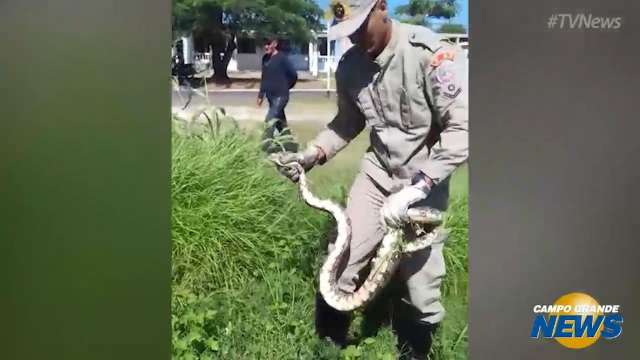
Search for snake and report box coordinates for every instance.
[271,155,444,312]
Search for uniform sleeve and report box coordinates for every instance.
[308,68,365,162]
[421,45,469,184]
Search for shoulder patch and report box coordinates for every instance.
[430,48,456,67]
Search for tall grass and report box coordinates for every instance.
[172,124,468,359]
[172,130,325,293]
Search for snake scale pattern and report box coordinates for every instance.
[272,157,444,312]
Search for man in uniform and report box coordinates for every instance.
[274,0,468,358]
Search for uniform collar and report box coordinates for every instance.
[373,20,399,67]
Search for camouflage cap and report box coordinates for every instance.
[327,0,378,40]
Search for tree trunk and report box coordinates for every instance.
[211,33,237,85]
[211,56,229,84]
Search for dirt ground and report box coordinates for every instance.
[172,91,338,123]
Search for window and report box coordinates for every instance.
[237,37,256,54]
[318,38,336,56]
[300,42,309,56]
[318,37,328,56]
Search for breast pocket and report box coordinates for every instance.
[399,87,413,128]
[353,88,383,128]
[401,85,430,130]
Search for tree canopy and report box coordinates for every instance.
[173,0,323,81]
[173,0,324,44]
[394,0,459,27]
[438,23,466,34]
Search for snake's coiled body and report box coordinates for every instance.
[274,159,443,312]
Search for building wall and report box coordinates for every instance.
[232,49,309,72]
[192,33,358,74]
[236,53,263,71]
[289,55,310,71]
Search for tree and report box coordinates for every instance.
[173,0,323,83]
[394,0,458,28]
[438,23,466,33]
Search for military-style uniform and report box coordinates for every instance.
[309,20,468,325]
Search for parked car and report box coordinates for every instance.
[440,33,469,57]
[459,41,469,57]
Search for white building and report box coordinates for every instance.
[225,31,351,76]
[190,31,467,77]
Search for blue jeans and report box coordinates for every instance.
[265,95,289,128]
[262,95,297,153]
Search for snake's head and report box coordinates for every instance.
[269,152,304,168]
[268,153,283,165]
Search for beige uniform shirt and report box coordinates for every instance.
[310,21,469,191]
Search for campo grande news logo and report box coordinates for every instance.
[530,292,623,349]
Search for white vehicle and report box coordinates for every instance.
[440,33,469,57]
[459,41,469,56]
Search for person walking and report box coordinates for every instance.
[257,39,299,152]
[273,0,468,358]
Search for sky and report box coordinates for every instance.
[314,0,469,30]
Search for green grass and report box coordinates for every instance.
[172,120,468,359]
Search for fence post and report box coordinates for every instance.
[326,32,331,97]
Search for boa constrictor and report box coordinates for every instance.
[271,156,444,312]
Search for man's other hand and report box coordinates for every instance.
[381,186,430,227]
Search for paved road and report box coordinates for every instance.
[172,90,334,108]
[172,90,337,123]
